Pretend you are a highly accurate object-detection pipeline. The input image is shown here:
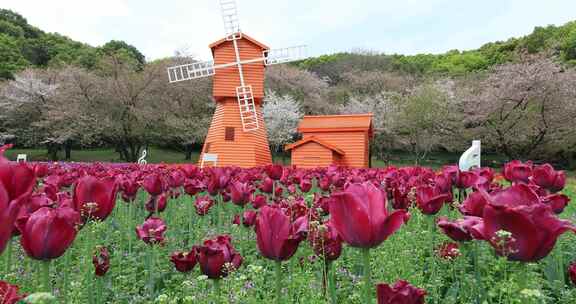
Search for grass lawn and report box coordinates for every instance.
[4,147,512,170]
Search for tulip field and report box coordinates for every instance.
[1,145,576,304]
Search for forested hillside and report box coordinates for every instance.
[0,9,144,79]
[1,9,576,167]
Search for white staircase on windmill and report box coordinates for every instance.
[236,85,259,132]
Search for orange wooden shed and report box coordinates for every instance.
[285,114,373,168]
[198,34,272,168]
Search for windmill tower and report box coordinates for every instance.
[167,0,307,168]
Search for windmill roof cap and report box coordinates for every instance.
[297,113,373,133]
[284,136,345,155]
[209,33,270,51]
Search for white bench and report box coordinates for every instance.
[16,154,27,162]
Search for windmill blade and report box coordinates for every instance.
[264,45,308,65]
[219,0,242,40]
[167,60,215,83]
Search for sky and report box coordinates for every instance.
[2,0,576,61]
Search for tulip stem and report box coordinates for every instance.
[213,279,222,303]
[147,245,156,299]
[62,252,70,302]
[41,260,51,293]
[361,248,372,304]
[327,261,338,304]
[128,202,133,255]
[4,239,11,274]
[472,242,484,304]
[275,261,283,304]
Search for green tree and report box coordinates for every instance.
[100,40,145,66]
[0,9,41,38]
[0,34,29,79]
[0,19,24,37]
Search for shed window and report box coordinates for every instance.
[204,143,211,153]
[225,127,235,141]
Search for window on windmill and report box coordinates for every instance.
[225,127,235,141]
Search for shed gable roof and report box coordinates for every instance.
[297,114,373,134]
[284,136,345,155]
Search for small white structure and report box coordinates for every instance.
[16,154,27,162]
[459,140,481,171]
[138,149,147,165]
[200,153,218,168]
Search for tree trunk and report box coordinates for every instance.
[47,143,59,161]
[185,144,193,161]
[64,141,72,160]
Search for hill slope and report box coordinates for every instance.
[1,8,576,80]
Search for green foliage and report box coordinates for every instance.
[0,9,41,38]
[0,9,146,79]
[100,40,146,66]
[0,33,29,79]
[0,19,25,37]
[299,20,576,78]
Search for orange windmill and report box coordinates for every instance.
[167,0,307,168]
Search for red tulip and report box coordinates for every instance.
[232,214,241,225]
[229,181,251,206]
[136,217,167,245]
[503,160,532,184]
[170,248,198,273]
[168,170,186,188]
[434,174,452,194]
[376,280,426,304]
[392,187,410,210]
[541,194,570,214]
[299,179,312,193]
[259,177,274,194]
[180,164,200,178]
[255,205,308,261]
[251,194,267,209]
[242,210,257,227]
[19,207,80,260]
[455,171,480,189]
[472,184,576,262]
[73,176,118,221]
[531,164,566,193]
[0,280,26,304]
[142,173,163,196]
[569,262,576,286]
[0,184,23,254]
[436,242,461,260]
[194,195,214,216]
[197,235,242,279]
[93,246,110,276]
[0,162,36,201]
[329,182,410,248]
[458,191,487,217]
[120,178,139,202]
[308,222,342,261]
[437,216,483,242]
[0,144,13,163]
[415,185,452,215]
[318,176,331,192]
[183,178,204,196]
[206,168,230,195]
[265,164,284,180]
[33,163,49,178]
[145,193,168,213]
